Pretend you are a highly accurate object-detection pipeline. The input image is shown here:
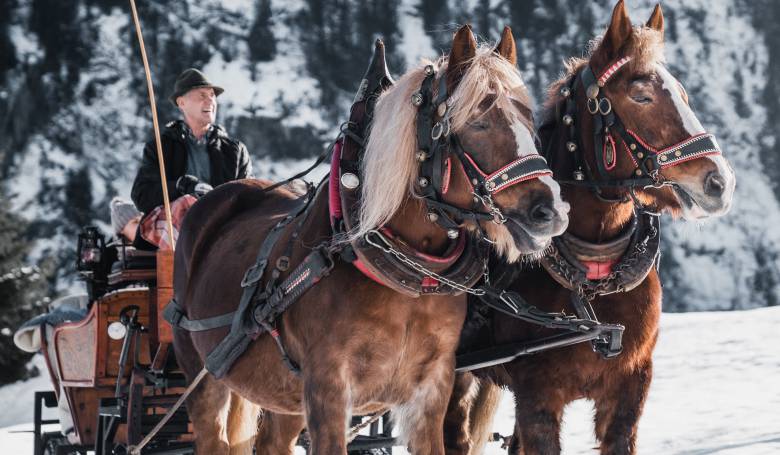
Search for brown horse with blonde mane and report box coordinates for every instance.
[172,25,568,454]
[444,2,735,454]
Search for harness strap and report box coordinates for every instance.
[163,299,235,332]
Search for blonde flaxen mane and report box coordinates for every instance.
[354,44,533,242]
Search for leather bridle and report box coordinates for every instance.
[545,56,722,203]
[413,64,552,238]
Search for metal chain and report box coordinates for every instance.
[364,230,487,296]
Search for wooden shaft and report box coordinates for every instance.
[129,0,175,250]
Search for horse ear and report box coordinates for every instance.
[646,4,664,34]
[447,24,477,92]
[601,0,633,57]
[494,26,517,66]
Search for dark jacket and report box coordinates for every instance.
[131,120,253,213]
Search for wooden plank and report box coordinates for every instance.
[156,249,175,344]
[55,306,98,387]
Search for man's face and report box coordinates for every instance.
[177,87,217,128]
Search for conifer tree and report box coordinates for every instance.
[0,191,48,385]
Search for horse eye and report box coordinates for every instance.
[630,95,653,104]
[469,120,490,130]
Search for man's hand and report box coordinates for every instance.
[194,182,213,196]
[176,175,213,197]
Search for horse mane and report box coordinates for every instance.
[354,44,534,241]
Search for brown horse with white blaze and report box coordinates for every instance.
[172,25,568,455]
[444,2,735,454]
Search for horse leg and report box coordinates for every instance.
[593,361,653,455]
[255,412,305,455]
[394,367,454,455]
[226,392,260,455]
[512,390,565,455]
[443,372,478,454]
[185,374,232,454]
[303,370,350,454]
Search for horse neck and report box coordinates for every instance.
[386,196,452,255]
[563,187,635,243]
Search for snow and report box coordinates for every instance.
[3,307,779,454]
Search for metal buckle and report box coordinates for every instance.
[241,261,267,288]
[598,98,612,115]
[587,97,599,114]
[276,256,290,272]
[431,118,450,140]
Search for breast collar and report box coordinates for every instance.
[550,57,722,197]
[539,209,660,298]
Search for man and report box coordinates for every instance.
[131,68,253,214]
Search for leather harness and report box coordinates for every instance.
[533,57,722,325]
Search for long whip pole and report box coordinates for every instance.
[129,0,175,250]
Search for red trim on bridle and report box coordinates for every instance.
[597,56,632,86]
[461,151,552,194]
[441,157,452,195]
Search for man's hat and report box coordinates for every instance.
[168,68,224,106]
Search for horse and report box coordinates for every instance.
[172,25,569,455]
[443,2,736,454]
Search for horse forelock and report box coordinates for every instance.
[355,45,535,241]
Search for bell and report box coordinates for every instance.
[566,141,577,153]
[416,150,428,161]
[427,212,439,222]
[560,87,571,98]
[411,92,424,106]
[447,229,459,239]
[573,170,585,181]
[340,172,360,189]
[562,115,573,126]
[424,65,435,76]
[418,177,429,187]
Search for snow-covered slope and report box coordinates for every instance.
[2,306,778,454]
[1,0,779,311]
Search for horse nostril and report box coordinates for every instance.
[529,203,556,224]
[704,172,726,198]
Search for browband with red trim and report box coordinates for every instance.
[461,152,552,194]
[624,131,721,169]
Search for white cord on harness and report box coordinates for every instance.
[128,367,208,455]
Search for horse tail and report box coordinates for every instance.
[227,392,260,455]
[469,379,502,454]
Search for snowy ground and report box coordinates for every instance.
[2,306,779,454]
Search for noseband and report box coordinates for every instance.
[412,64,551,237]
[548,57,722,200]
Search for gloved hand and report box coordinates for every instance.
[176,175,213,197]
[193,182,213,196]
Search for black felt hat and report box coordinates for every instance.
[169,68,224,106]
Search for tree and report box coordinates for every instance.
[0,191,48,385]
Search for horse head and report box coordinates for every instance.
[545,0,735,221]
[358,25,569,262]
